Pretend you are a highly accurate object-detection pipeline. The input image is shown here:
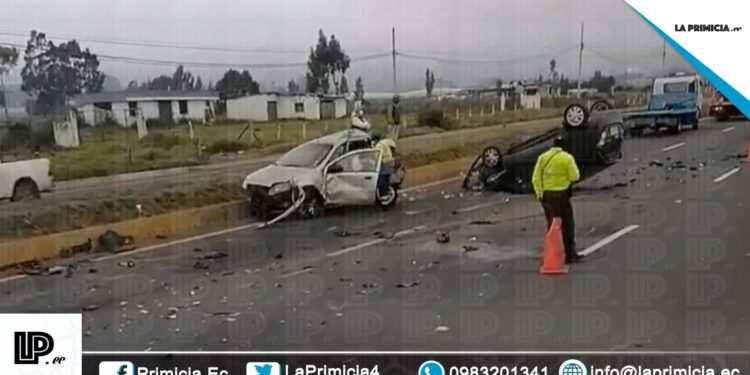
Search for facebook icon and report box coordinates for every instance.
[99,361,135,375]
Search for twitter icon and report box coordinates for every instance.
[247,362,281,375]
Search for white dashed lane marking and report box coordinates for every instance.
[713,167,741,183]
[578,225,640,257]
[662,142,685,152]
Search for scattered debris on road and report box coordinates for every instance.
[396,281,420,288]
[116,260,136,268]
[470,219,495,225]
[98,230,135,253]
[60,238,93,258]
[196,251,228,260]
[436,231,450,243]
[374,231,394,239]
[462,245,479,252]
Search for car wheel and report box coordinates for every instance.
[590,100,611,112]
[563,104,588,128]
[301,188,325,219]
[247,195,270,221]
[11,178,39,202]
[376,185,398,208]
[629,127,643,137]
[481,146,502,169]
[462,155,485,191]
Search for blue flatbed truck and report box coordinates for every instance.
[624,74,702,136]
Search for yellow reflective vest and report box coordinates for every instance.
[532,147,580,199]
[375,139,395,166]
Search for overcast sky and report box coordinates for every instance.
[0,0,688,91]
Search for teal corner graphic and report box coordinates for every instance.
[626,3,750,118]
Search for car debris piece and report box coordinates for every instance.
[98,230,135,253]
[462,245,480,252]
[434,326,450,333]
[396,281,420,288]
[196,251,228,260]
[333,230,356,238]
[374,231,394,239]
[60,238,93,258]
[117,261,136,268]
[470,219,495,225]
[82,304,100,312]
[436,231,450,243]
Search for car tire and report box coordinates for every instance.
[11,178,39,202]
[563,104,589,128]
[590,100,611,112]
[481,146,503,169]
[629,127,643,137]
[301,187,325,219]
[247,196,270,221]
[376,185,398,208]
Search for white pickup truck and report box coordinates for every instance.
[0,158,53,201]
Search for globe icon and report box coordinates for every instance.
[562,363,584,375]
[558,360,587,375]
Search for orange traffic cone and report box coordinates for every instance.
[540,217,570,274]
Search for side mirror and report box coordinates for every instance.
[328,164,344,174]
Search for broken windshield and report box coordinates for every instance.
[276,142,333,168]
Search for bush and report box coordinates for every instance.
[205,139,247,154]
[140,133,186,150]
[99,116,121,128]
[146,118,175,128]
[418,105,453,129]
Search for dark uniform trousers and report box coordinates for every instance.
[540,189,576,259]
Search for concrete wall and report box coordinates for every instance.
[79,99,210,126]
[173,100,208,122]
[520,93,541,110]
[226,94,276,122]
[334,98,347,118]
[227,94,326,121]
[276,95,320,120]
[139,101,160,120]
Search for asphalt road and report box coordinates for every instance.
[0,119,747,352]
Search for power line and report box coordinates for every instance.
[0,42,390,70]
[0,30,309,55]
[0,30,384,57]
[396,46,578,66]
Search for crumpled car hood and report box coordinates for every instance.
[243,164,321,189]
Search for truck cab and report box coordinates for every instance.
[626,74,702,136]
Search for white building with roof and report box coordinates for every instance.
[70,90,219,126]
[226,93,347,122]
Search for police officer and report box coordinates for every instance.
[531,135,581,263]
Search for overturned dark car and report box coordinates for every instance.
[463,104,625,194]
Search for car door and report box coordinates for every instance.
[324,149,381,206]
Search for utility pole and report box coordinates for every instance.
[392,27,397,94]
[661,39,666,73]
[0,74,7,120]
[576,23,584,99]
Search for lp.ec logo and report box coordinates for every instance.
[14,331,65,365]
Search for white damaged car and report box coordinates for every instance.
[242,129,404,220]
